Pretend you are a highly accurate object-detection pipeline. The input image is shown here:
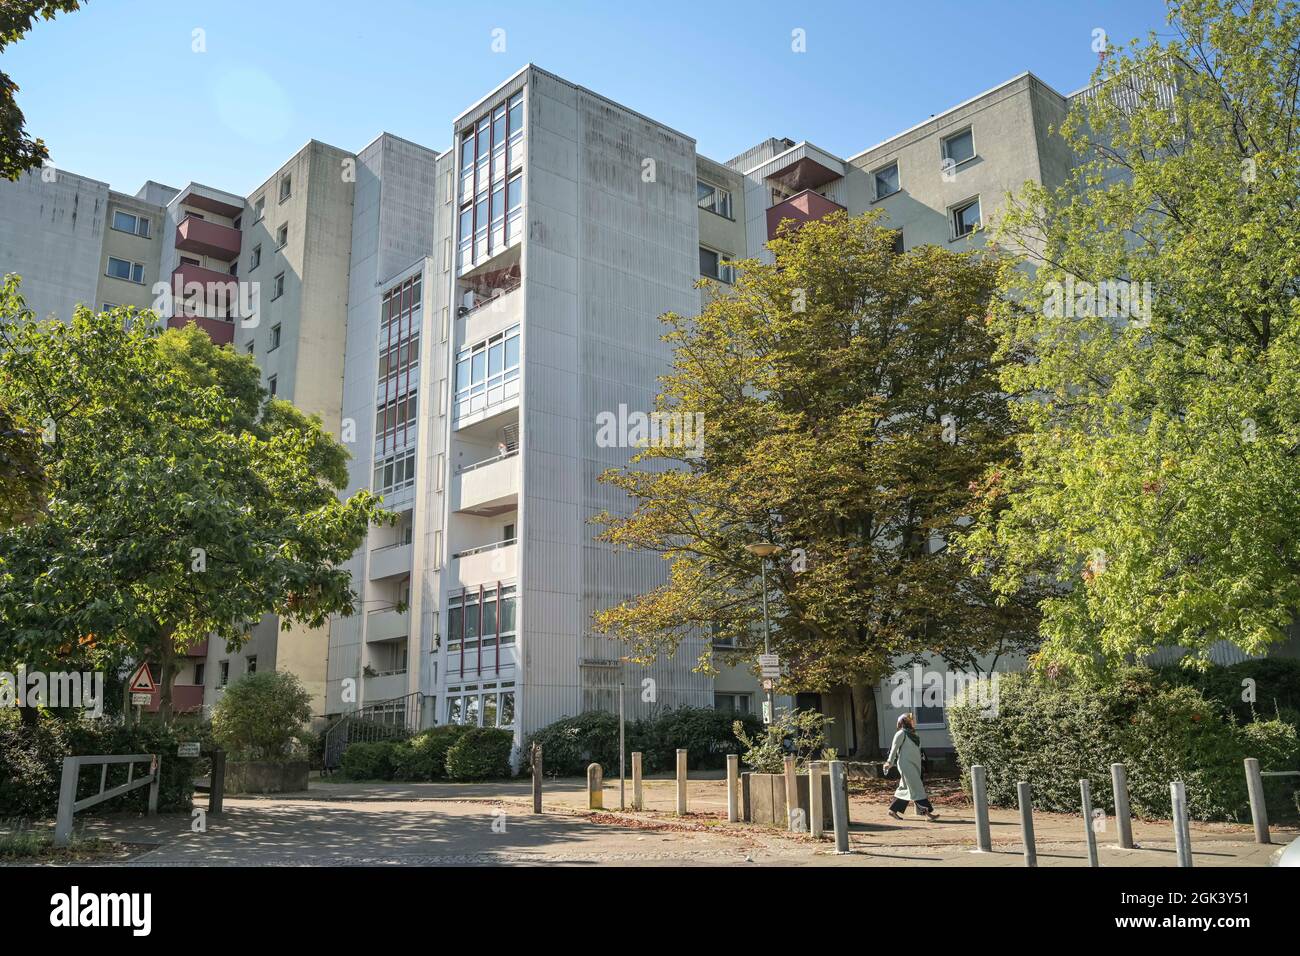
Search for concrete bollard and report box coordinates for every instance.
[631,751,643,811]
[1245,758,1269,844]
[587,763,603,810]
[1111,763,1134,849]
[1017,781,1037,868]
[1080,778,1099,867]
[829,760,850,854]
[808,761,824,839]
[676,749,687,815]
[531,744,543,814]
[1171,781,1193,868]
[726,754,739,822]
[209,748,226,816]
[741,771,753,822]
[784,755,801,831]
[971,764,991,852]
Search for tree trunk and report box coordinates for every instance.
[850,679,880,759]
[157,626,177,724]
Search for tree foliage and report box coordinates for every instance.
[0,1,82,181]
[0,278,390,714]
[593,212,1045,748]
[965,0,1300,671]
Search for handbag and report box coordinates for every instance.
[883,762,900,781]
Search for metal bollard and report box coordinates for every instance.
[1080,778,1099,867]
[1017,781,1037,868]
[1244,758,1269,844]
[829,760,850,854]
[1171,781,1193,868]
[531,744,543,814]
[971,764,992,852]
[1111,763,1134,849]
[808,761,824,839]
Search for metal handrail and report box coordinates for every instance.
[457,448,519,474]
[452,537,517,560]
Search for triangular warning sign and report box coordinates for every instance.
[128,662,156,693]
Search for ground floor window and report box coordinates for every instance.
[714,692,752,715]
[445,681,515,729]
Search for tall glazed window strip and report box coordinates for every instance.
[457,90,526,272]
[454,325,521,418]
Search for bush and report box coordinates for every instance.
[338,740,400,781]
[210,671,312,762]
[445,727,514,780]
[524,707,766,776]
[1154,658,1300,726]
[0,710,201,818]
[638,707,763,772]
[523,711,622,777]
[734,708,835,774]
[392,726,470,781]
[949,667,1298,822]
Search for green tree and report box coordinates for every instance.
[210,671,313,761]
[965,0,1300,672]
[594,212,1044,753]
[1,1,82,181]
[0,393,43,527]
[0,278,390,719]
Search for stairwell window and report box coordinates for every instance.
[697,180,733,219]
[272,272,285,299]
[699,246,733,283]
[372,447,416,495]
[253,196,265,222]
[106,257,145,284]
[111,210,151,237]
[454,325,520,418]
[941,127,975,169]
[250,244,261,270]
[276,223,288,248]
[949,197,982,240]
[218,661,229,687]
[873,161,900,200]
[269,323,281,351]
[279,174,292,202]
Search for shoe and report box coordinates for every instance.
[922,810,940,820]
[888,810,903,820]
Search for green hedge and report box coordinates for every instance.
[523,707,763,777]
[339,725,511,781]
[0,710,204,819]
[949,668,1300,822]
[445,728,513,780]
[1154,658,1300,726]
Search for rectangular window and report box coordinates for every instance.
[696,180,733,218]
[276,224,288,248]
[268,374,278,397]
[457,91,525,271]
[873,162,899,199]
[279,175,292,202]
[106,256,144,284]
[111,209,150,237]
[891,229,905,254]
[246,655,257,674]
[714,693,751,715]
[273,272,285,299]
[942,128,975,167]
[269,323,281,351]
[454,325,521,418]
[699,247,733,283]
[246,341,254,355]
[250,244,261,270]
[950,197,982,239]
[372,448,417,495]
[254,197,265,222]
[219,661,230,686]
[447,588,519,670]
[194,662,205,686]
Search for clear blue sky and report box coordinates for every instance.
[7,0,1174,196]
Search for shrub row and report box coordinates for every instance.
[948,667,1299,822]
[0,710,205,819]
[338,725,513,781]
[523,706,764,777]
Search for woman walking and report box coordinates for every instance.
[883,713,939,819]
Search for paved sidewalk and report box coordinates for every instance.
[40,774,1294,867]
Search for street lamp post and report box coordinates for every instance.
[746,541,782,724]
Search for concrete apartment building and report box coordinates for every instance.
[19,63,1274,756]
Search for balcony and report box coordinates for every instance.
[176,214,241,261]
[366,607,410,643]
[363,671,410,702]
[166,314,235,345]
[368,541,412,581]
[452,540,517,588]
[453,451,518,516]
[766,189,848,241]
[184,638,208,659]
[142,683,204,714]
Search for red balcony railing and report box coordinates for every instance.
[176,214,241,260]
[167,314,235,345]
[765,189,847,241]
[142,682,205,714]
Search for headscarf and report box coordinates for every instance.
[897,713,921,748]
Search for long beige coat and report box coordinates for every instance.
[886,729,926,802]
